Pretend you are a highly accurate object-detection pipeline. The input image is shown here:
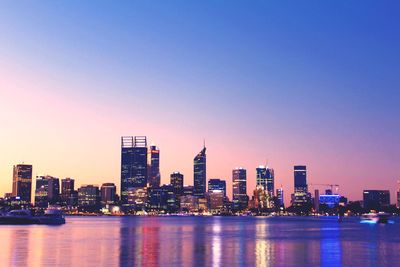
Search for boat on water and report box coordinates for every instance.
[0,206,65,225]
[360,212,390,224]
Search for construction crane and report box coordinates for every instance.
[309,183,340,193]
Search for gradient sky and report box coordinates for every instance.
[1,1,399,204]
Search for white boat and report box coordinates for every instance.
[37,206,66,225]
[360,212,390,224]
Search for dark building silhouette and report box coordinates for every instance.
[276,187,284,208]
[208,178,226,197]
[232,168,248,211]
[12,164,33,203]
[48,177,60,204]
[35,175,49,208]
[193,145,206,198]
[363,190,390,211]
[78,185,100,211]
[61,178,75,205]
[256,166,274,197]
[292,165,309,207]
[101,183,117,205]
[170,172,184,197]
[121,136,148,206]
[148,145,160,188]
[148,184,177,212]
[183,185,194,196]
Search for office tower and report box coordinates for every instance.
[35,176,49,208]
[256,166,274,197]
[148,184,177,213]
[48,177,60,204]
[170,172,184,197]
[276,187,284,208]
[208,179,226,197]
[101,183,117,205]
[292,165,309,206]
[208,190,224,213]
[148,145,160,188]
[61,178,75,205]
[314,189,320,213]
[12,164,33,203]
[363,190,390,211]
[78,185,100,211]
[193,145,206,198]
[183,185,194,196]
[232,167,248,211]
[120,136,148,205]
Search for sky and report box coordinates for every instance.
[0,1,399,204]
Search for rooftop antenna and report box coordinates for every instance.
[203,139,206,149]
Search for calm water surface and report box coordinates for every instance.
[1,216,400,267]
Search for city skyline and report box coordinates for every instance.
[1,2,400,204]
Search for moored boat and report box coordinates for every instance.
[360,212,390,224]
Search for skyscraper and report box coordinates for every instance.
[292,165,309,207]
[363,190,390,211]
[101,183,117,205]
[170,172,184,197]
[276,187,284,208]
[61,178,75,205]
[12,164,33,203]
[256,166,274,197]
[48,176,60,204]
[148,145,160,188]
[232,167,248,211]
[208,178,226,197]
[121,136,148,205]
[35,175,49,208]
[193,145,206,198]
[78,185,100,211]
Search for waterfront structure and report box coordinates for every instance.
[363,190,390,211]
[256,166,274,197]
[101,183,117,205]
[170,172,184,197]
[180,195,198,212]
[35,176,49,208]
[232,168,248,211]
[61,178,75,205]
[48,177,60,204]
[193,145,206,198]
[78,185,100,211]
[208,178,226,197]
[292,165,310,207]
[148,145,160,188]
[12,164,33,203]
[276,187,284,208]
[208,190,224,213]
[120,136,148,206]
[148,184,177,213]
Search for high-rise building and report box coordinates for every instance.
[292,165,309,207]
[208,190,224,213]
[276,187,284,208]
[363,190,390,211]
[12,164,33,203]
[232,167,248,211]
[170,172,184,197]
[148,184,177,213]
[35,175,49,208]
[61,178,75,205]
[256,166,274,197]
[121,136,148,205]
[78,185,100,211]
[148,145,160,188]
[208,179,226,197]
[193,145,206,198]
[314,189,320,213]
[101,183,117,205]
[183,185,194,196]
[48,177,60,204]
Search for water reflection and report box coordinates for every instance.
[1,217,400,266]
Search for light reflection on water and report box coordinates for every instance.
[0,216,400,266]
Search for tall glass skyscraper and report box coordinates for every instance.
[12,164,33,203]
[61,178,75,205]
[193,146,206,198]
[293,165,309,206]
[170,172,184,197]
[208,178,226,196]
[256,166,274,197]
[120,136,148,205]
[148,145,160,188]
[232,167,248,211]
